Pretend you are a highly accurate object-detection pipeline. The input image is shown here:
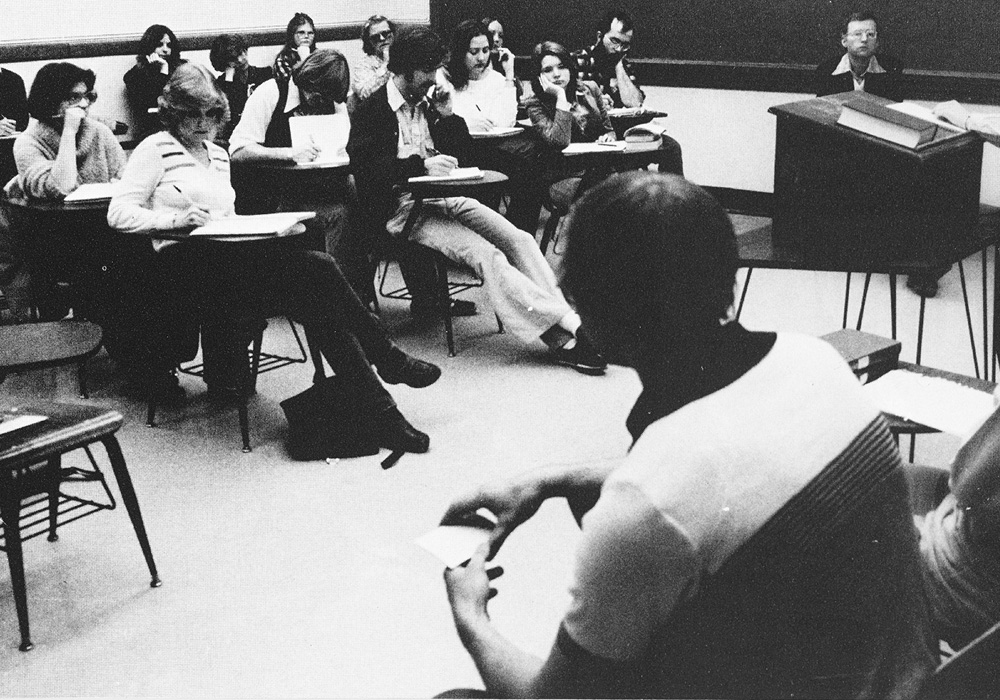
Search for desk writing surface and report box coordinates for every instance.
[769,92,984,267]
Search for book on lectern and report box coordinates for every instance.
[837,95,938,149]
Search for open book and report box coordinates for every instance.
[64,182,122,202]
[469,126,524,138]
[188,212,316,237]
[623,117,672,142]
[409,167,484,184]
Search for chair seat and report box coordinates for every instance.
[0,321,103,373]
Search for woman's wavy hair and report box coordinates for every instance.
[158,62,230,134]
[136,24,182,69]
[361,15,397,56]
[447,19,491,90]
[283,12,316,51]
[530,41,578,100]
[27,62,96,126]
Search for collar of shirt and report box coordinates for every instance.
[831,53,885,77]
[387,75,408,113]
[284,78,303,114]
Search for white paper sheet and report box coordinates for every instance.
[415,525,491,568]
[288,113,351,164]
[862,369,995,436]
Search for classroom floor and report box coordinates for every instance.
[0,214,989,697]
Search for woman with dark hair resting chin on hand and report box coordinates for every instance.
[107,63,440,454]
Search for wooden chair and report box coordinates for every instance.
[0,320,103,398]
[917,620,1000,700]
[0,402,160,651]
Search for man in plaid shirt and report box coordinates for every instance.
[572,9,645,109]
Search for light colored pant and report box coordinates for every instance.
[403,196,578,343]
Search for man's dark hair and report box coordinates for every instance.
[361,15,398,56]
[293,48,351,104]
[564,172,738,352]
[209,34,249,72]
[600,9,634,34]
[841,10,879,35]
[387,26,449,78]
[28,62,97,125]
[447,19,491,90]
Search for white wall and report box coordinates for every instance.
[643,85,1000,207]
[3,1,428,43]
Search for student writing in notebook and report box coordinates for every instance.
[228,49,369,298]
[108,64,440,454]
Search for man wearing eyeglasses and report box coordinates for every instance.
[572,9,644,109]
[815,11,903,101]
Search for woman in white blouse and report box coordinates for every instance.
[447,19,517,133]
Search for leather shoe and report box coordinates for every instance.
[365,408,430,453]
[410,298,478,318]
[377,350,442,388]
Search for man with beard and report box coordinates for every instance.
[572,9,644,109]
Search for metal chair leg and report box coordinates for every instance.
[736,268,753,321]
[958,261,981,379]
[0,491,33,651]
[101,436,161,588]
[436,257,457,357]
[46,456,60,542]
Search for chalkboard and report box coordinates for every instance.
[432,0,1000,74]
[3,0,427,45]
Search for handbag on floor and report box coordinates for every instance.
[280,376,380,460]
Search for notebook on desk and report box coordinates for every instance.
[408,167,484,184]
[64,182,121,202]
[188,212,315,237]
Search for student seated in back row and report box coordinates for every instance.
[348,26,607,376]
[438,172,935,698]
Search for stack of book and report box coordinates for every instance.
[821,328,901,384]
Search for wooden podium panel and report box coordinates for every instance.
[770,93,984,269]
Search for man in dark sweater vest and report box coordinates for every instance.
[438,172,937,698]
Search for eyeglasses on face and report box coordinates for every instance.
[64,90,98,106]
[847,30,877,39]
[369,29,394,42]
[607,36,631,50]
[177,107,224,120]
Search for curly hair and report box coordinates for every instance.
[447,19,491,90]
[157,62,230,135]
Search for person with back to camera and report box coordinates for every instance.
[348,26,607,375]
[273,12,317,82]
[107,63,441,454]
[437,171,936,698]
[124,24,184,139]
[350,14,396,108]
[446,20,542,234]
[209,34,272,142]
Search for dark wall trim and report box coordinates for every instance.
[0,24,368,63]
[633,59,1000,106]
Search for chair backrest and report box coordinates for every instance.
[917,619,1000,700]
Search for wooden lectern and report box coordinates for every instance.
[770,92,983,268]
